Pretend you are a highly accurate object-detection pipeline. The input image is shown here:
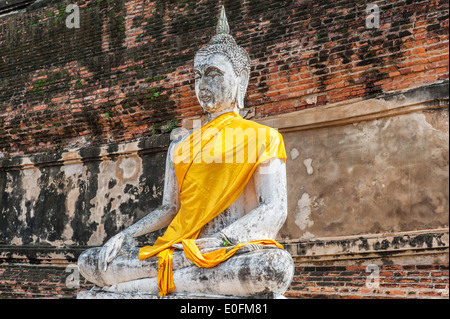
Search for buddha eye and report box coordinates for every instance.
[209,72,220,78]
[205,67,224,79]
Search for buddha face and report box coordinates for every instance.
[194,53,246,114]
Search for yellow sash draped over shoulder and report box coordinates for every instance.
[138,112,287,296]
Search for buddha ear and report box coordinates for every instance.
[237,70,249,109]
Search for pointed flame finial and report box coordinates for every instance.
[216,5,230,35]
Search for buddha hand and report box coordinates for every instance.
[171,237,226,252]
[99,231,135,272]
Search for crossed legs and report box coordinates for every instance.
[78,246,294,296]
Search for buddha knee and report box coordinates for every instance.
[171,248,294,296]
[212,248,294,296]
[241,249,294,295]
[78,247,106,287]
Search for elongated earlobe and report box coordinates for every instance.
[237,71,249,109]
[237,86,245,109]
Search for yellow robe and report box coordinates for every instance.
[138,111,287,296]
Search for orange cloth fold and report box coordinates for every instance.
[182,239,284,268]
[138,112,286,296]
[156,248,176,296]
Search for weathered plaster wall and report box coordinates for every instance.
[280,107,449,240]
[0,134,170,251]
[1,102,447,252]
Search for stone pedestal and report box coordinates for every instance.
[77,288,284,299]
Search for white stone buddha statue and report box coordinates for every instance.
[78,6,294,298]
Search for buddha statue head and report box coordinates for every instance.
[194,6,251,114]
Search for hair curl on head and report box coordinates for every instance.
[195,34,251,79]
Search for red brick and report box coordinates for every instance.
[389,71,401,77]
[413,65,426,72]
[385,290,406,296]
[419,290,441,297]
[412,47,427,54]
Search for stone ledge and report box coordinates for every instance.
[256,81,449,132]
[77,288,280,299]
[281,228,449,265]
[2,229,448,266]
[0,133,171,171]
[0,244,89,265]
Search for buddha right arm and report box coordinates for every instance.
[122,140,180,238]
[123,137,181,238]
[99,138,181,271]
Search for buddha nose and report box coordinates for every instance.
[198,75,210,91]
[199,80,206,91]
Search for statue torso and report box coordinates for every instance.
[169,131,259,238]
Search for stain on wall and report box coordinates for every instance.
[0,134,170,249]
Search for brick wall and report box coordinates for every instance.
[0,263,93,298]
[286,264,449,299]
[0,0,448,157]
[1,263,448,299]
